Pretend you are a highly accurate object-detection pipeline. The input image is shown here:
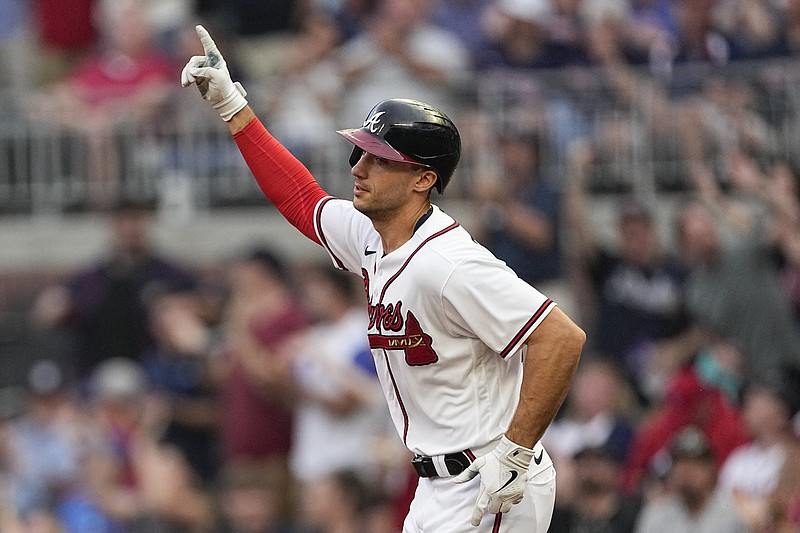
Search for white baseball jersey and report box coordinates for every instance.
[314,199,556,457]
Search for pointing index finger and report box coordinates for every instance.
[195,25,222,65]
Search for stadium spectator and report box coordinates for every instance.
[32,199,197,384]
[766,158,800,328]
[262,12,344,168]
[0,0,34,99]
[762,439,800,533]
[634,426,748,533]
[717,364,800,529]
[288,265,390,484]
[678,76,776,181]
[223,0,307,84]
[126,0,195,55]
[621,364,750,494]
[337,0,470,128]
[716,0,785,59]
[549,443,642,533]
[327,0,380,43]
[142,286,221,486]
[774,0,800,56]
[298,469,379,533]
[31,0,98,85]
[216,461,307,533]
[35,0,175,207]
[669,0,745,66]
[565,141,692,400]
[217,247,309,521]
[58,357,214,533]
[431,0,492,63]
[543,359,637,485]
[676,157,800,376]
[578,19,691,192]
[476,0,590,70]
[3,360,77,519]
[473,126,573,314]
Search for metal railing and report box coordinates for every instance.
[2,58,800,216]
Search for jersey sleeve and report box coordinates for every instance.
[314,197,374,273]
[441,257,556,358]
[233,118,329,244]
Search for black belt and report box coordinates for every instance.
[412,450,473,478]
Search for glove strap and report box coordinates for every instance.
[497,436,535,469]
[213,82,248,121]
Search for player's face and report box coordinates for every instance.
[350,152,427,218]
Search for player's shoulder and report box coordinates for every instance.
[317,197,375,234]
[419,207,495,263]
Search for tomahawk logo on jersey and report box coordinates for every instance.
[364,267,439,366]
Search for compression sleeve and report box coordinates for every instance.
[233,118,330,244]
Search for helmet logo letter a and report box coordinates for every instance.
[363,111,386,134]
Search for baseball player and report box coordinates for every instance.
[181,26,585,532]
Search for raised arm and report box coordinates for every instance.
[181,26,329,244]
[564,140,599,262]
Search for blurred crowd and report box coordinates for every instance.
[3,0,800,204]
[3,199,406,533]
[2,0,800,532]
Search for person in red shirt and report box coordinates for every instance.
[36,2,174,207]
[32,0,98,84]
[621,363,750,494]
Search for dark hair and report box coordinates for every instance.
[752,364,800,419]
[330,469,370,511]
[244,247,287,282]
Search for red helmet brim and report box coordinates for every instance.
[336,128,423,166]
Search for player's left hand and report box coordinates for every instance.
[180,25,248,121]
[454,436,533,526]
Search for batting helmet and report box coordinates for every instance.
[336,98,461,193]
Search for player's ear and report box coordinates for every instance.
[413,169,438,194]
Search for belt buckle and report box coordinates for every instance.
[411,454,437,478]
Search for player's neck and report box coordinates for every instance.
[373,200,432,254]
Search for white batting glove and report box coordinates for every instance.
[454,436,533,526]
[180,25,248,121]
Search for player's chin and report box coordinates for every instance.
[353,197,369,215]
[353,188,370,209]
[353,196,379,217]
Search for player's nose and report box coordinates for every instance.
[351,152,369,177]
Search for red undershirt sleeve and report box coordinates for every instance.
[233,118,330,245]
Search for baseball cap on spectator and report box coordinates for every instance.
[90,357,147,402]
[669,426,714,461]
[27,359,65,396]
